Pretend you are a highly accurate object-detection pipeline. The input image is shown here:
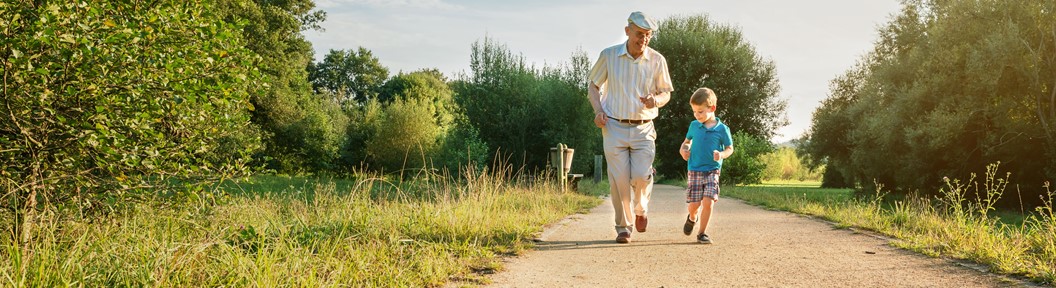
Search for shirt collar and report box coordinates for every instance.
[619,41,652,61]
[698,117,724,130]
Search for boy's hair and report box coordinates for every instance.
[689,87,717,107]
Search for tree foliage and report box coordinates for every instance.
[366,97,442,173]
[649,14,788,179]
[0,1,259,242]
[761,147,823,181]
[308,47,389,104]
[721,132,773,185]
[452,37,600,174]
[216,0,346,173]
[805,0,1056,205]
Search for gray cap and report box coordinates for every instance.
[627,11,657,31]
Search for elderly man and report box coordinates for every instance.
[588,11,674,244]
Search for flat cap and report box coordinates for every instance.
[627,11,657,31]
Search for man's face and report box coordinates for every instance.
[624,24,653,54]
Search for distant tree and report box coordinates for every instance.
[452,37,545,170]
[649,14,788,179]
[377,69,456,130]
[452,37,600,174]
[366,97,442,173]
[217,0,349,173]
[308,48,389,104]
[1,1,258,247]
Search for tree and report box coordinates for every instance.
[308,47,389,104]
[216,0,348,173]
[805,0,1056,205]
[377,69,456,130]
[453,37,600,174]
[1,0,258,249]
[649,14,788,179]
[366,97,442,173]
[453,37,546,170]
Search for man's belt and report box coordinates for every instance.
[608,116,652,125]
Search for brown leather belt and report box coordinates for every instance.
[608,116,652,125]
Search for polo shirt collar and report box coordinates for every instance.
[619,41,652,61]
[699,117,724,131]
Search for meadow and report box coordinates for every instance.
[0,169,605,287]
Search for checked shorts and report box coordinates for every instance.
[686,170,720,203]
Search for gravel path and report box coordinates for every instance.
[483,184,1033,287]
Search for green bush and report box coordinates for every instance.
[761,147,823,181]
[366,97,442,174]
[722,132,773,185]
[1,1,259,242]
[435,117,490,174]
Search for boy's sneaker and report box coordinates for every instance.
[697,233,712,244]
[683,216,695,235]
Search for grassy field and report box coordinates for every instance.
[723,180,1056,285]
[1,171,605,287]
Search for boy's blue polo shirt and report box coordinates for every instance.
[686,117,733,172]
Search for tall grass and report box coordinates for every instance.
[725,163,1056,285]
[0,167,601,286]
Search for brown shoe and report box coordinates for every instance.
[615,232,631,243]
[635,215,648,232]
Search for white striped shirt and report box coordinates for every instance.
[588,42,674,120]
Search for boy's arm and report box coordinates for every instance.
[680,139,691,161]
[714,145,734,161]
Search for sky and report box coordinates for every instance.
[304,0,904,143]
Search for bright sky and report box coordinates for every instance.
[305,0,903,143]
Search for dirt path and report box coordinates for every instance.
[484,184,1032,287]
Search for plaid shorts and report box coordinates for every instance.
[686,170,720,202]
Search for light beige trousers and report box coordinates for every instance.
[601,118,655,234]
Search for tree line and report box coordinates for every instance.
[802,0,1056,207]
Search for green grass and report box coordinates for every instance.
[724,180,1056,285]
[1,170,602,287]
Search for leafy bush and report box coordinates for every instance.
[722,132,773,185]
[1,1,259,242]
[761,147,823,181]
[365,97,442,174]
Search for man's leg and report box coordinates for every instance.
[604,121,633,234]
[629,123,656,217]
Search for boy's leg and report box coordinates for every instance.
[686,202,701,222]
[697,198,715,235]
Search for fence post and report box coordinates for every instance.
[594,155,603,183]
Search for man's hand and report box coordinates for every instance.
[680,144,691,161]
[639,94,657,109]
[594,112,607,128]
[713,150,721,161]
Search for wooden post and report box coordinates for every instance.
[557,143,567,192]
[594,155,603,183]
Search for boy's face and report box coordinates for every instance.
[691,103,715,123]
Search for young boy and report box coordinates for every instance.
[679,87,734,244]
